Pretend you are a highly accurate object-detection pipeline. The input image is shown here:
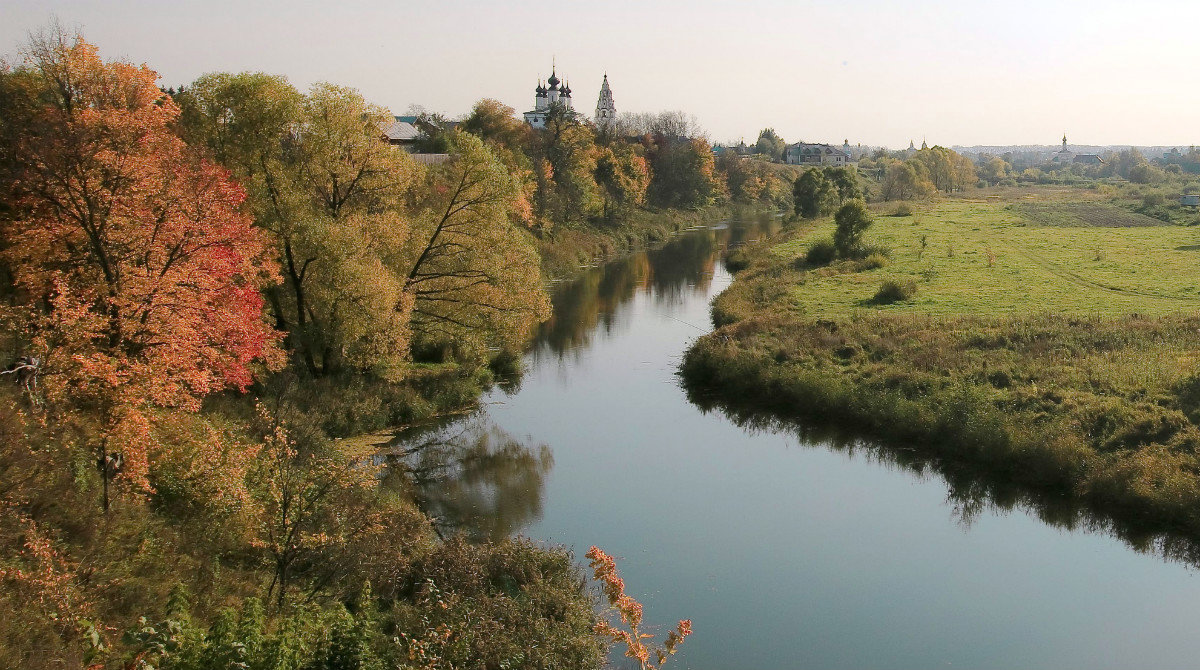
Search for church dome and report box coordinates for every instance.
[547,71,560,88]
[561,82,572,96]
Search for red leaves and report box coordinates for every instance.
[2,35,281,489]
[585,546,692,670]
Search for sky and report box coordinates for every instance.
[3,0,1200,148]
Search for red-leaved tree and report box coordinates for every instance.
[0,31,280,494]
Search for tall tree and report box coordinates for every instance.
[594,141,650,223]
[793,168,837,218]
[0,32,279,488]
[405,132,551,359]
[881,160,935,200]
[179,76,420,376]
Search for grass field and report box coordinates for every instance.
[759,192,1200,318]
[685,188,1200,537]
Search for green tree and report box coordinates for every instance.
[754,128,786,162]
[179,75,419,376]
[833,199,873,257]
[405,132,552,359]
[825,166,863,202]
[793,168,837,218]
[647,139,721,210]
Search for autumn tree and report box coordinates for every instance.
[594,141,650,223]
[979,155,1012,185]
[461,98,529,151]
[405,131,551,360]
[529,109,602,224]
[881,160,935,201]
[911,145,976,192]
[647,138,721,210]
[0,31,279,492]
[718,151,765,204]
[179,75,421,377]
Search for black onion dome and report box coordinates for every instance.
[561,81,572,96]
[547,71,560,88]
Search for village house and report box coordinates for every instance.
[784,142,850,166]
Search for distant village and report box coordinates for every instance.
[380,61,1200,178]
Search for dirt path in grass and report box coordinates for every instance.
[1005,241,1200,302]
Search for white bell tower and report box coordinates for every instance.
[595,73,616,128]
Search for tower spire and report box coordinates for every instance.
[595,70,616,129]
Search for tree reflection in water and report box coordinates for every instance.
[534,211,782,361]
[381,416,553,541]
[685,384,1200,569]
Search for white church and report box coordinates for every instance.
[523,63,616,129]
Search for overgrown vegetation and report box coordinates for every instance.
[0,28,707,668]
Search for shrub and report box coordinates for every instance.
[890,203,913,217]
[852,243,892,260]
[871,279,917,304]
[833,200,874,257]
[857,253,890,271]
[725,247,752,273]
[805,237,837,266]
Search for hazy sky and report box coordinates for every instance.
[3,0,1199,148]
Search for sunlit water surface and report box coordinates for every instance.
[390,215,1200,670]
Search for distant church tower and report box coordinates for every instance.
[595,73,616,128]
[524,62,573,129]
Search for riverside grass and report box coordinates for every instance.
[685,188,1200,535]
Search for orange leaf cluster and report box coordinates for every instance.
[2,34,282,488]
[585,546,691,670]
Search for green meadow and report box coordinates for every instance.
[768,192,1200,318]
[685,188,1200,536]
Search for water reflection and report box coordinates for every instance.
[684,387,1200,569]
[533,211,781,360]
[380,417,553,540]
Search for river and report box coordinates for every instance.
[391,213,1200,670]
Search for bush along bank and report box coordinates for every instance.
[682,311,1200,537]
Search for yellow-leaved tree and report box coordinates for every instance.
[405,131,551,361]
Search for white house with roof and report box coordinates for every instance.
[785,142,850,166]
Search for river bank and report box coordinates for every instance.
[682,189,1200,537]
[390,209,1200,669]
[537,205,739,280]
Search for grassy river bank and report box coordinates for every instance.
[683,188,1200,536]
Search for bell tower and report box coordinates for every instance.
[595,73,616,129]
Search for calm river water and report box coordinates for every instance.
[396,214,1200,669]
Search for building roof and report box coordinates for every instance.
[787,142,849,157]
[382,118,420,142]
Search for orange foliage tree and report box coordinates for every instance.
[0,31,279,493]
